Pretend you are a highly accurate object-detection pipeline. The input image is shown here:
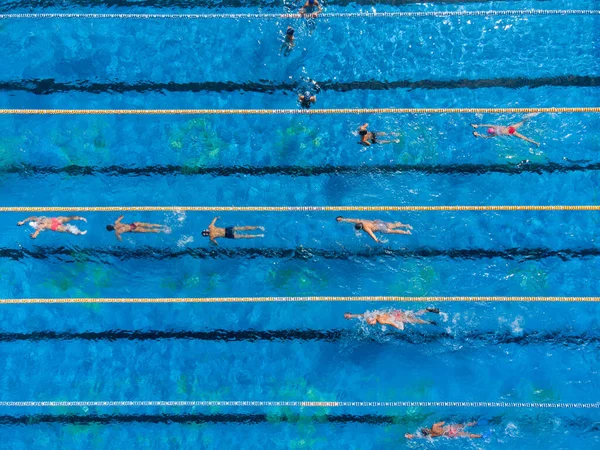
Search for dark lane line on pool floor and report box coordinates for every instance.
[1,246,599,262]
[1,76,598,95]
[0,329,597,346]
[0,0,544,12]
[5,161,600,177]
[0,413,592,428]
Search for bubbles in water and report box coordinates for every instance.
[177,235,194,248]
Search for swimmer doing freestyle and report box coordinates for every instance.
[336,216,412,243]
[405,421,482,439]
[344,307,440,330]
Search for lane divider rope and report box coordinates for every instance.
[1,205,599,212]
[0,108,598,115]
[0,10,598,20]
[1,297,599,304]
[0,401,597,408]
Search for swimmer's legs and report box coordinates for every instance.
[58,216,87,223]
[233,234,265,239]
[62,225,87,236]
[233,226,265,231]
[385,229,411,235]
[135,222,163,227]
[389,222,412,230]
[513,132,540,147]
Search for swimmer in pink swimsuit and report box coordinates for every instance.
[405,421,482,439]
[17,216,87,239]
[471,116,540,146]
[344,307,440,330]
[106,215,171,242]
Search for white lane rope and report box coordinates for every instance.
[0,10,598,20]
[0,401,598,408]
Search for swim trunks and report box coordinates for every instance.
[50,218,60,231]
[225,227,235,239]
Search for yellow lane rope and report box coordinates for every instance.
[1,400,597,408]
[1,205,599,212]
[0,107,598,115]
[1,297,599,304]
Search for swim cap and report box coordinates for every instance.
[202,230,210,237]
[304,91,311,98]
[354,223,363,230]
[106,225,115,232]
[309,0,315,4]
[28,221,38,229]
[286,27,294,35]
[487,127,496,135]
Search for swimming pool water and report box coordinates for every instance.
[0,0,599,448]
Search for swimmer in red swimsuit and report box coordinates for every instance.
[344,307,440,330]
[405,421,481,439]
[471,116,540,146]
[106,215,171,242]
[17,216,87,239]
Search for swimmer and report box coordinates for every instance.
[106,215,171,241]
[344,307,440,331]
[299,0,322,18]
[280,27,295,55]
[298,91,316,109]
[285,26,295,46]
[471,118,540,147]
[202,216,264,245]
[17,216,87,239]
[405,421,482,439]
[336,216,412,243]
[358,123,400,146]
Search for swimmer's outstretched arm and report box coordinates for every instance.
[365,228,380,243]
[17,216,39,225]
[115,215,124,224]
[210,216,219,226]
[338,218,361,224]
[344,313,364,319]
[30,228,42,239]
[473,132,494,139]
[471,124,496,128]
[513,132,540,147]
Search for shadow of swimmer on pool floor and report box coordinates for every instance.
[344,307,440,331]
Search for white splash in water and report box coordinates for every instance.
[177,235,194,248]
[510,316,524,334]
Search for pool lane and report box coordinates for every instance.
[0,337,598,404]
[0,15,597,83]
[1,113,598,168]
[0,414,598,449]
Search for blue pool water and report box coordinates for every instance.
[0,0,599,448]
